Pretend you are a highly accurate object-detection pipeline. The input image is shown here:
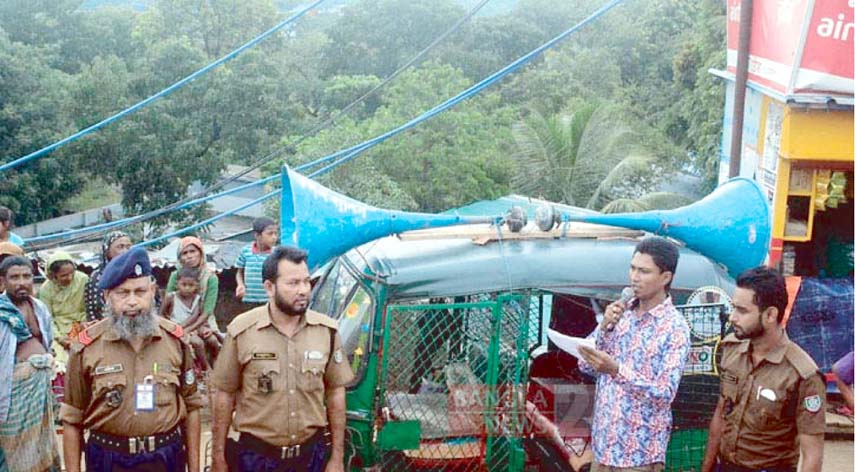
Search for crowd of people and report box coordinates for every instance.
[0,212,353,472]
[0,206,850,472]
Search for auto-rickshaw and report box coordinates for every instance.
[278,166,770,471]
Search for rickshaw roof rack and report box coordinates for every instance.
[347,230,733,301]
[397,222,644,245]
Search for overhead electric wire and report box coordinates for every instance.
[24,0,493,249]
[301,0,627,177]
[131,0,627,248]
[0,0,327,173]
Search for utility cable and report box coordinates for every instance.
[120,0,631,249]
[295,0,627,177]
[0,0,327,173]
[23,0,491,248]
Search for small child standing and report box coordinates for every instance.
[235,216,279,309]
[160,267,219,370]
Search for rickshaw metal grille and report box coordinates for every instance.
[666,302,729,471]
[377,294,531,471]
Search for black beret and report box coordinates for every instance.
[97,246,152,290]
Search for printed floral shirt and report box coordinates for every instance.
[579,296,690,467]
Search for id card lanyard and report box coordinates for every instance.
[135,375,156,412]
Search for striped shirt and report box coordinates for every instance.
[235,243,271,304]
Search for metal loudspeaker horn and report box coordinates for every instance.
[539,178,771,277]
[279,166,513,270]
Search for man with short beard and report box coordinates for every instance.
[60,247,203,472]
[0,256,61,471]
[701,267,825,472]
[210,245,353,472]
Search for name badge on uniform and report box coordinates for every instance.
[135,375,156,412]
[720,372,737,383]
[252,352,278,360]
[94,364,124,376]
[306,350,324,361]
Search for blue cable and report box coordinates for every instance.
[137,189,279,248]
[38,0,626,247]
[299,0,626,176]
[24,173,280,244]
[0,0,326,173]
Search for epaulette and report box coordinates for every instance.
[158,317,185,338]
[306,310,339,330]
[77,319,110,347]
[227,308,264,337]
[785,343,821,380]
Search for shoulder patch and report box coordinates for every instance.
[785,343,821,380]
[227,308,264,337]
[77,319,110,346]
[306,310,339,330]
[158,317,185,338]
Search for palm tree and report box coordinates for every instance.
[512,102,686,211]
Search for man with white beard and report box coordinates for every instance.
[60,247,203,472]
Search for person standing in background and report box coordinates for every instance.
[234,217,278,309]
[84,231,132,322]
[38,251,89,368]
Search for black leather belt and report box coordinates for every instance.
[89,425,183,455]
[719,460,796,472]
[237,430,326,461]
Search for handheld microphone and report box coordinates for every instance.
[606,287,634,331]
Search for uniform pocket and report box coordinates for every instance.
[248,360,280,394]
[93,372,128,408]
[154,372,180,406]
[301,358,326,391]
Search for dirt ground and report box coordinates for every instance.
[822,439,854,471]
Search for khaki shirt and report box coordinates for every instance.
[718,334,825,469]
[59,317,203,437]
[212,307,354,446]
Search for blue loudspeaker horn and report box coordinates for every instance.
[557,178,771,277]
[279,165,501,269]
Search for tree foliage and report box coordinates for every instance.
[0,0,727,231]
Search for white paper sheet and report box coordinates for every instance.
[546,328,596,359]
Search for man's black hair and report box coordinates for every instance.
[736,266,788,322]
[262,246,308,283]
[634,237,679,290]
[0,256,31,277]
[252,217,277,234]
[0,207,13,224]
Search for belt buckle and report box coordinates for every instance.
[281,444,300,459]
[129,436,155,454]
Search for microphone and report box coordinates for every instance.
[606,287,634,331]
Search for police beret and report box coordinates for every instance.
[97,246,152,290]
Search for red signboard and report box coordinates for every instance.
[727,0,854,96]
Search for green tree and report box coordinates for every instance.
[291,63,515,213]
[0,31,83,223]
[511,103,667,210]
[321,0,464,77]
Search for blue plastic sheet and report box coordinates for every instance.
[786,277,854,372]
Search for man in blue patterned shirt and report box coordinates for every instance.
[579,237,691,472]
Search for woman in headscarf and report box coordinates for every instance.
[37,251,88,365]
[83,231,132,321]
[165,236,220,360]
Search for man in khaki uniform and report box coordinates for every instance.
[701,267,825,472]
[211,245,353,472]
[61,247,203,472]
